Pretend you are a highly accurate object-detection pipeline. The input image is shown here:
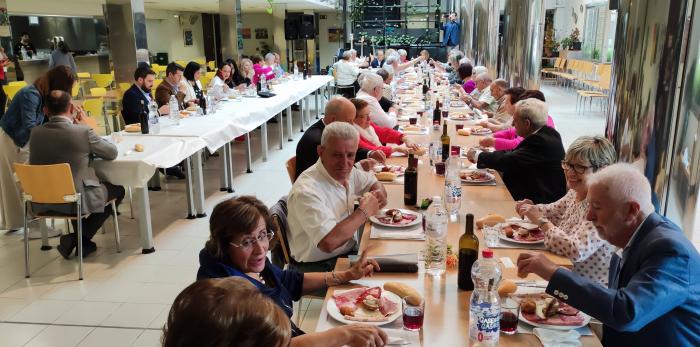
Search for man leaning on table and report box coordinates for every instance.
[155,62,186,109]
[467,98,567,204]
[517,163,700,347]
[288,122,388,272]
[122,66,169,125]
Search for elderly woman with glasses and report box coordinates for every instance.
[198,196,388,347]
[515,136,618,285]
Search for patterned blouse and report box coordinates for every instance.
[538,189,617,285]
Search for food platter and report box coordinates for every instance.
[459,169,496,183]
[498,221,545,244]
[327,288,402,326]
[369,208,422,228]
[516,293,590,330]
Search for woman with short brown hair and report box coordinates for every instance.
[198,196,389,347]
[163,277,291,347]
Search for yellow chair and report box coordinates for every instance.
[152,65,167,77]
[175,60,187,68]
[205,71,216,79]
[82,98,111,134]
[118,82,131,92]
[71,83,80,98]
[76,72,91,79]
[4,85,23,103]
[90,87,107,97]
[92,74,114,89]
[285,156,297,184]
[194,58,206,66]
[8,81,27,87]
[207,61,216,71]
[153,79,163,90]
[200,76,211,91]
[14,163,121,280]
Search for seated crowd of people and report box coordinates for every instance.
[1,46,698,347]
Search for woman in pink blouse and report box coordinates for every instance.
[516,136,617,285]
[252,54,275,85]
[350,98,416,156]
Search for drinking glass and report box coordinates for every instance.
[484,225,500,248]
[500,297,520,335]
[435,162,446,175]
[409,116,418,125]
[455,123,464,131]
[402,297,425,331]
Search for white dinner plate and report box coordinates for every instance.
[519,311,591,331]
[497,223,545,245]
[459,169,496,183]
[369,209,422,228]
[327,290,403,326]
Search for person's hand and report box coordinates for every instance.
[393,145,410,155]
[404,142,419,151]
[345,250,380,281]
[484,111,494,118]
[371,189,388,208]
[338,324,388,347]
[158,104,170,115]
[369,150,386,164]
[518,204,542,223]
[517,252,560,281]
[359,192,380,217]
[515,199,534,217]
[466,148,478,163]
[358,158,378,172]
[73,105,87,125]
[478,137,495,148]
[479,120,490,127]
[236,84,246,91]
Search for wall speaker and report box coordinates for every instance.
[284,18,299,40]
[300,14,315,39]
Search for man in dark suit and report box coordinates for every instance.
[121,66,169,125]
[517,163,700,346]
[295,96,386,179]
[467,98,566,204]
[29,90,125,259]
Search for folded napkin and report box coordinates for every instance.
[370,223,424,240]
[349,253,419,273]
[533,328,582,347]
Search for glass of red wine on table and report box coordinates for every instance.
[402,296,425,331]
[500,296,520,335]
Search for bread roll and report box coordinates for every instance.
[476,214,506,228]
[384,282,422,306]
[498,279,517,296]
[457,128,470,136]
[124,124,141,133]
[376,172,397,181]
[134,144,144,152]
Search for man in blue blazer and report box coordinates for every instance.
[121,66,169,125]
[517,163,700,346]
[441,12,461,54]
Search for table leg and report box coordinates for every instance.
[304,95,311,127]
[132,186,155,254]
[192,150,206,218]
[287,105,293,141]
[226,142,235,192]
[315,89,320,119]
[219,145,229,192]
[299,100,305,132]
[278,112,283,149]
[184,156,196,219]
[147,171,161,191]
[245,132,253,173]
[261,122,268,162]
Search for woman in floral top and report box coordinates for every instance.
[516,136,617,285]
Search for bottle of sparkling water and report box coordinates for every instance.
[444,153,462,216]
[424,196,448,276]
[469,249,501,346]
[168,95,180,126]
[148,101,160,134]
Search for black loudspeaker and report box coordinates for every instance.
[300,14,315,39]
[284,18,299,40]
[609,0,619,10]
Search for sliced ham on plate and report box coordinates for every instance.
[333,287,367,307]
[522,311,585,326]
[379,295,399,316]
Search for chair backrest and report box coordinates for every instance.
[118,82,131,91]
[92,74,113,89]
[175,60,187,68]
[207,61,216,71]
[205,71,216,79]
[83,98,104,118]
[5,85,23,101]
[285,156,296,183]
[13,163,77,204]
[90,87,107,97]
[77,72,91,79]
[71,82,80,97]
[194,58,206,66]
[8,81,27,87]
[269,196,292,268]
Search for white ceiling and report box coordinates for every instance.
[143,0,337,13]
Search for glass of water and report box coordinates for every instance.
[484,225,500,248]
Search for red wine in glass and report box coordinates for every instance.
[500,311,518,334]
[403,307,424,331]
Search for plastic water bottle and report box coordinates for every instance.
[293,63,299,80]
[148,101,160,134]
[21,46,28,60]
[444,90,451,109]
[424,196,448,276]
[469,249,502,346]
[168,95,180,126]
[444,154,462,216]
[260,74,268,92]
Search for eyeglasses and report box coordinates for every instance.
[230,230,275,250]
[561,161,592,174]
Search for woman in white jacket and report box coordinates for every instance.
[181,61,203,106]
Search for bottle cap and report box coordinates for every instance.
[482,249,493,258]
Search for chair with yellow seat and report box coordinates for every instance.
[200,76,212,92]
[4,85,23,104]
[71,83,81,98]
[82,97,111,134]
[205,71,216,79]
[174,60,187,68]
[14,163,121,281]
[194,58,206,66]
[207,61,216,71]
[8,81,27,87]
[90,87,107,97]
[91,73,114,89]
[118,82,131,92]
[76,72,91,79]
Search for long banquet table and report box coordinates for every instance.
[93,75,333,252]
[314,91,602,346]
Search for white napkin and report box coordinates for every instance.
[370,223,425,240]
[533,328,582,347]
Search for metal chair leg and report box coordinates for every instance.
[23,201,30,278]
[128,187,135,219]
[111,200,121,253]
[77,199,83,281]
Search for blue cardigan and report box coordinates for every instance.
[547,213,700,346]
[197,248,305,336]
[1,85,45,148]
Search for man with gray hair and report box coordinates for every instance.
[467,98,566,203]
[332,50,360,94]
[517,163,700,346]
[471,78,508,112]
[356,72,397,129]
[288,122,388,270]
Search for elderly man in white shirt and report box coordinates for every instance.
[471,78,507,112]
[333,51,360,88]
[288,122,387,271]
[355,72,398,129]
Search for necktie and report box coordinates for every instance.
[609,253,622,289]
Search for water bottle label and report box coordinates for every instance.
[470,302,500,344]
[445,182,462,200]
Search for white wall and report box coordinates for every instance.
[240,13,275,57]
[145,9,205,62]
[7,0,104,16]
[318,11,343,71]
[545,0,587,42]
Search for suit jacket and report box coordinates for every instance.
[442,21,460,46]
[547,213,700,346]
[121,84,150,125]
[28,116,118,214]
[477,126,566,204]
[295,120,369,179]
[154,79,185,109]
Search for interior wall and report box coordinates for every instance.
[318,11,343,71]
[145,9,205,62]
[239,12,275,57]
[7,0,104,17]
[544,0,587,41]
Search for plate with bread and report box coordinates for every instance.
[516,293,590,330]
[400,125,428,135]
[498,219,545,244]
[468,126,492,136]
[329,282,422,326]
[459,169,496,183]
[370,208,421,228]
[373,165,405,183]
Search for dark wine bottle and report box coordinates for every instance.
[139,100,149,134]
[441,122,450,162]
[404,154,418,206]
[433,100,441,125]
[200,95,207,115]
[458,213,479,290]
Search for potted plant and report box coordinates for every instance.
[560,37,573,51]
[570,28,582,51]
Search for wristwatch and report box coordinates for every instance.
[537,217,550,228]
